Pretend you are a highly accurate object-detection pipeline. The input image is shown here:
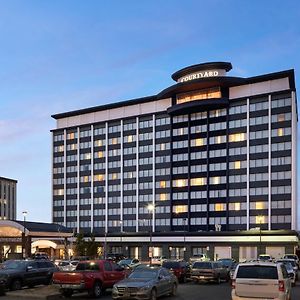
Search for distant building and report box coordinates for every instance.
[51,62,298,261]
[0,177,17,220]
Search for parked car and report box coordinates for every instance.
[231,261,292,300]
[276,260,297,285]
[112,266,178,300]
[277,259,299,279]
[229,263,238,282]
[283,254,299,267]
[57,260,79,272]
[32,252,49,260]
[162,260,190,283]
[118,258,140,269]
[189,253,209,264]
[107,253,126,263]
[0,259,58,290]
[53,259,126,298]
[151,256,167,266]
[258,254,273,262]
[190,261,228,283]
[217,258,236,270]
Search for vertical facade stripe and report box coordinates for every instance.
[152,114,156,232]
[120,120,124,231]
[77,127,80,233]
[268,95,272,230]
[291,91,297,230]
[91,124,94,232]
[51,133,54,223]
[136,116,139,232]
[246,98,250,230]
[105,122,108,233]
[63,129,67,227]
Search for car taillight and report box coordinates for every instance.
[231,279,236,289]
[278,280,285,292]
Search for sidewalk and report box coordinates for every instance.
[5,286,61,300]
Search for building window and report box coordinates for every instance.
[255,215,266,224]
[94,174,104,182]
[176,87,221,104]
[190,178,206,186]
[95,151,104,158]
[173,205,188,214]
[173,179,188,187]
[214,203,226,211]
[191,138,206,147]
[234,161,241,169]
[229,133,246,142]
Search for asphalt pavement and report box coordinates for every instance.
[2,280,300,300]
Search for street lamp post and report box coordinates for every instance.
[183,218,187,260]
[22,211,27,259]
[104,231,107,259]
[257,215,264,257]
[147,204,155,264]
[120,221,123,254]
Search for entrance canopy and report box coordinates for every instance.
[0,220,73,238]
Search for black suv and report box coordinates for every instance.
[0,259,58,290]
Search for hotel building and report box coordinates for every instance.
[0,176,17,220]
[51,62,298,261]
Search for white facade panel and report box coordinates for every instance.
[56,98,171,129]
[229,78,290,99]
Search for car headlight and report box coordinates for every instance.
[112,285,118,291]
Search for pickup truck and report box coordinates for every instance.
[52,260,126,298]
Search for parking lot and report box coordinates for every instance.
[3,280,300,300]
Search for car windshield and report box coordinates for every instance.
[284,255,297,260]
[192,262,212,269]
[218,259,233,266]
[162,261,180,269]
[237,266,278,279]
[1,260,26,270]
[129,269,158,279]
[119,259,132,265]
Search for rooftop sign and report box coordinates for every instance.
[177,69,226,83]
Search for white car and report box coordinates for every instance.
[232,262,292,300]
[151,256,167,265]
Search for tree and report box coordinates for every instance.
[75,232,86,257]
[86,233,98,258]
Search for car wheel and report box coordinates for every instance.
[89,282,102,298]
[10,279,22,291]
[150,288,157,300]
[61,289,73,298]
[216,276,221,284]
[182,275,187,283]
[170,283,177,296]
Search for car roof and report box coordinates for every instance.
[238,261,277,267]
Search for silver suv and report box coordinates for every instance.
[232,262,291,300]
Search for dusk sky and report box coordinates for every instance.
[0,1,299,226]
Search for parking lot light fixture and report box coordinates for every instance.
[257,215,264,257]
[147,204,155,263]
[22,211,28,259]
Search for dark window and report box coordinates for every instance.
[192,262,212,269]
[281,265,288,279]
[236,266,278,279]
[162,261,180,269]
[104,262,112,271]
[76,262,100,271]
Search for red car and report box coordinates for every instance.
[53,259,126,298]
[162,260,190,283]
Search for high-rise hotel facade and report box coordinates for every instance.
[52,62,298,261]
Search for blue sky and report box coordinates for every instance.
[0,0,300,226]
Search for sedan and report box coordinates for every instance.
[112,266,178,300]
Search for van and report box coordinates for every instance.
[232,262,291,300]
